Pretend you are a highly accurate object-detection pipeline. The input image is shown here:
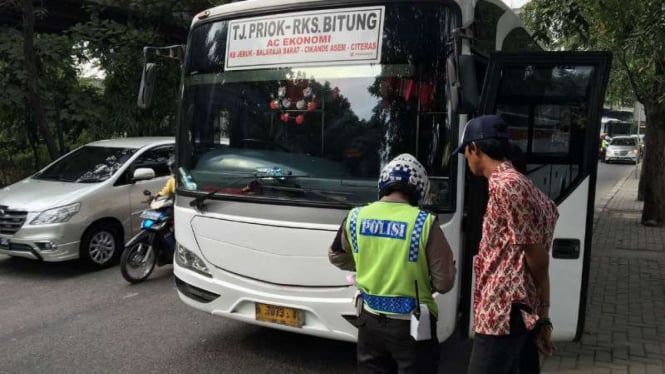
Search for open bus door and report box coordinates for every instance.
[464,52,612,340]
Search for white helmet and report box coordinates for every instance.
[378,154,430,204]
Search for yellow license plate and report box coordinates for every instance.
[255,303,304,328]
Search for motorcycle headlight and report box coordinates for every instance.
[176,243,211,277]
[31,203,80,225]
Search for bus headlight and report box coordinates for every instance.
[176,243,211,277]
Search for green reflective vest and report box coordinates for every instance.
[346,201,438,317]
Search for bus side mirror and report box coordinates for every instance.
[446,55,479,114]
[446,56,460,114]
[458,55,479,113]
[137,62,158,109]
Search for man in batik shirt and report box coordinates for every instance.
[454,115,559,374]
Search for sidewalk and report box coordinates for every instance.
[542,173,665,373]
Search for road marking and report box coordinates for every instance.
[123,292,139,299]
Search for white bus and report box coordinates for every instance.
[600,117,632,138]
[142,0,611,343]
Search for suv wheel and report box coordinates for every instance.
[80,224,121,268]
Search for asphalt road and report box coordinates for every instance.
[0,163,634,374]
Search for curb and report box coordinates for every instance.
[593,168,636,226]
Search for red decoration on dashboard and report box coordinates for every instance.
[269,81,319,126]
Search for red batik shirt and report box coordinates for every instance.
[473,161,559,335]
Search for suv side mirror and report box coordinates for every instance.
[133,168,156,181]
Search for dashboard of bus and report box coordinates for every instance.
[175,2,460,213]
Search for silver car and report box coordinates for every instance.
[604,135,641,164]
[0,137,174,268]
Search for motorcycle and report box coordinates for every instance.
[120,190,175,283]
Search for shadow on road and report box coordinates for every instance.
[0,256,99,279]
[181,320,473,373]
[239,327,357,372]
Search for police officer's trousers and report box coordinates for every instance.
[356,309,439,374]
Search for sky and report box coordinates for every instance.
[502,0,531,8]
[80,60,106,80]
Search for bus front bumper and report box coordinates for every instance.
[173,263,359,342]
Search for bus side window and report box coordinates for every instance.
[497,102,589,203]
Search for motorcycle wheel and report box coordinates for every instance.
[120,239,157,284]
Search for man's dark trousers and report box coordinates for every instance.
[467,304,540,374]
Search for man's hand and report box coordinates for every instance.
[535,325,555,356]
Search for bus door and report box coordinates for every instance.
[467,52,612,340]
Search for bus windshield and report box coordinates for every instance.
[178,2,459,211]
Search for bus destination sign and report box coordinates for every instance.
[224,6,385,71]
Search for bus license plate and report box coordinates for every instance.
[255,303,304,328]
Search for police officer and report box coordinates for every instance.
[328,153,456,374]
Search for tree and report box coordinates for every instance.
[523,0,665,226]
[1,19,107,184]
[0,0,222,184]
[0,22,108,181]
[70,0,223,135]
[0,0,60,160]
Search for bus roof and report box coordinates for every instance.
[194,0,333,25]
[602,117,629,124]
[192,0,514,27]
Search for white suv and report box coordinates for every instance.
[604,135,641,164]
[0,137,174,267]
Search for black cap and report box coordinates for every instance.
[453,115,509,155]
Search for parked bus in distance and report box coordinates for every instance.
[601,117,632,138]
[139,0,611,343]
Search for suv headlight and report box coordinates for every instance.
[176,243,211,277]
[30,203,80,225]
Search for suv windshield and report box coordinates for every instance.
[33,146,137,183]
[178,2,459,212]
[610,138,635,146]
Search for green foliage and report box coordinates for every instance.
[0,0,227,185]
[0,27,103,183]
[67,0,225,139]
[523,0,665,108]
[523,0,665,225]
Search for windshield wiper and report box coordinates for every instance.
[259,184,357,208]
[34,174,76,182]
[76,173,110,183]
[187,171,358,211]
[187,172,307,212]
[190,188,220,213]
[32,174,55,181]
